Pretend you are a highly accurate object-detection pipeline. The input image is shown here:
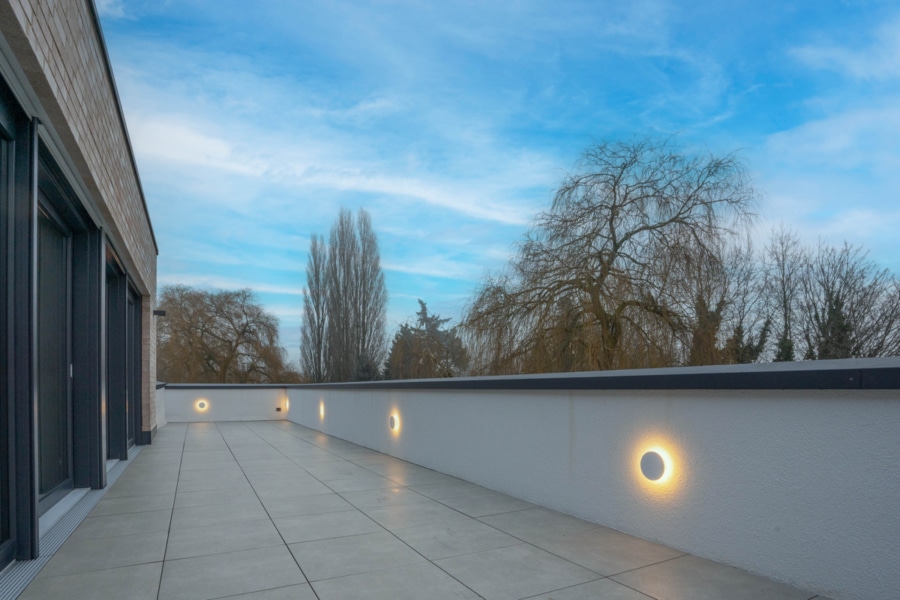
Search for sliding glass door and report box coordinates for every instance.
[37,207,73,511]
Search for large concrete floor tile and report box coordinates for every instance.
[244,465,312,481]
[436,543,600,600]
[176,477,255,494]
[312,561,478,600]
[387,469,468,487]
[289,531,425,581]
[407,480,491,500]
[175,486,260,509]
[68,509,171,541]
[327,474,397,492]
[247,473,323,490]
[89,492,175,517]
[238,457,298,469]
[211,583,318,599]
[118,462,181,478]
[611,554,815,600]
[302,462,372,481]
[392,518,521,560]
[252,480,334,498]
[129,452,182,466]
[363,498,473,531]
[103,478,177,498]
[180,449,233,461]
[260,491,353,518]
[159,546,306,600]
[340,486,433,509]
[479,507,600,542]
[177,462,243,477]
[175,470,249,492]
[438,490,535,517]
[274,509,383,543]
[19,562,162,600]
[170,498,268,528]
[37,531,167,577]
[524,579,656,600]
[532,525,686,575]
[165,518,283,560]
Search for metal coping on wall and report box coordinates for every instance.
[157,357,900,392]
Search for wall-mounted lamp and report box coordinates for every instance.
[641,451,665,480]
[195,399,210,413]
[319,401,325,420]
[389,413,401,433]
[640,448,672,483]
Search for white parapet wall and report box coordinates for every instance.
[163,384,290,422]
[287,358,900,600]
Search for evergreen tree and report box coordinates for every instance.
[385,300,468,379]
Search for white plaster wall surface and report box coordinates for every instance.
[164,387,289,422]
[155,386,167,428]
[287,386,899,600]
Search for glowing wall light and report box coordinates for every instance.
[639,446,673,484]
[319,401,325,421]
[195,399,210,413]
[389,412,401,434]
[284,398,290,412]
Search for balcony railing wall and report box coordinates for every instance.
[160,357,900,600]
[161,384,289,423]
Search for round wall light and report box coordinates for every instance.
[195,399,210,412]
[319,401,325,420]
[389,413,401,432]
[640,450,666,481]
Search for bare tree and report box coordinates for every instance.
[300,234,328,382]
[300,207,388,382]
[765,226,804,361]
[326,208,360,381]
[798,242,900,359]
[464,137,756,374]
[355,210,388,379]
[720,236,770,364]
[157,285,300,383]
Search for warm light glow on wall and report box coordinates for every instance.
[319,401,325,421]
[284,398,290,412]
[389,412,401,435]
[195,399,210,413]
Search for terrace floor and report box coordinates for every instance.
[19,421,831,600]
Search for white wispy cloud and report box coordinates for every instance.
[157,274,304,297]
[791,17,900,81]
[95,0,125,18]
[765,105,900,172]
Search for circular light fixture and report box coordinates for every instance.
[640,450,666,481]
[195,399,210,412]
[319,401,325,420]
[389,413,400,432]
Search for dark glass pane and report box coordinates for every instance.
[0,138,9,543]
[38,211,70,496]
[126,295,134,447]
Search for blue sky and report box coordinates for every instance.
[97,0,900,367]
